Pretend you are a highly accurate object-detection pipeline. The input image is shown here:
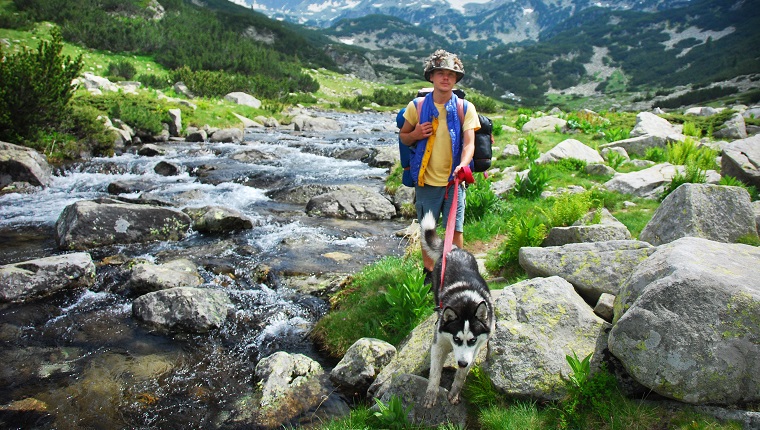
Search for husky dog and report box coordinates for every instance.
[420,211,495,407]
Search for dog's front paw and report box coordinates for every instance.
[447,391,461,405]
[423,389,438,408]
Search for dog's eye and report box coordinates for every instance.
[467,339,477,346]
[453,336,462,344]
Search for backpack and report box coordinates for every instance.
[396,91,493,187]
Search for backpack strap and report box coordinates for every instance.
[457,98,466,124]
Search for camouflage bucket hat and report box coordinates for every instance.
[423,49,465,83]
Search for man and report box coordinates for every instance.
[398,49,480,282]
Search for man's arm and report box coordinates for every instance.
[454,128,475,175]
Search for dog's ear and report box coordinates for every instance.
[442,307,459,323]
[475,301,489,324]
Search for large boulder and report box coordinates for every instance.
[209,128,244,143]
[542,208,631,246]
[306,185,396,220]
[537,138,604,164]
[330,338,396,395]
[519,240,656,303]
[721,134,760,189]
[123,258,203,296]
[55,198,192,250]
[521,116,566,133]
[132,286,231,333]
[372,373,469,428]
[484,277,609,401]
[603,162,681,199]
[609,237,760,406]
[639,183,757,246]
[228,351,349,428]
[291,114,342,132]
[713,113,747,140]
[224,91,261,109]
[598,112,685,156]
[630,112,684,140]
[182,205,254,234]
[0,141,52,188]
[0,253,95,303]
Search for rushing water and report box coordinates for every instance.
[0,110,409,428]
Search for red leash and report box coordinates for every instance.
[439,166,474,308]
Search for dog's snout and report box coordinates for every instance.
[457,360,469,368]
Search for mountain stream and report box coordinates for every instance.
[0,110,409,428]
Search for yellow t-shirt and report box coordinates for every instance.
[403,100,480,186]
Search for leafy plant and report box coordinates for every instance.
[513,163,550,199]
[542,191,596,228]
[660,162,707,201]
[555,352,619,429]
[644,146,667,163]
[384,269,432,334]
[667,138,719,170]
[682,121,703,138]
[370,395,413,430]
[466,174,502,223]
[605,150,626,170]
[517,135,541,162]
[486,214,547,278]
[602,127,629,143]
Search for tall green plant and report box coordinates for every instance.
[486,214,547,278]
[466,174,502,223]
[370,395,413,429]
[513,164,550,199]
[384,270,432,334]
[0,28,83,144]
[667,138,718,170]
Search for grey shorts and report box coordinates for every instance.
[415,183,466,232]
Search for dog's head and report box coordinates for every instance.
[439,301,491,368]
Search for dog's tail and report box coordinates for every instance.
[420,211,444,261]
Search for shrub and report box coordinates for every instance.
[107,60,137,81]
[137,73,171,90]
[0,28,83,144]
[554,158,587,173]
[109,96,167,135]
[468,94,499,114]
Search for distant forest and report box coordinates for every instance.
[10,0,336,98]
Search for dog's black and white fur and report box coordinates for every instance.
[420,211,495,407]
